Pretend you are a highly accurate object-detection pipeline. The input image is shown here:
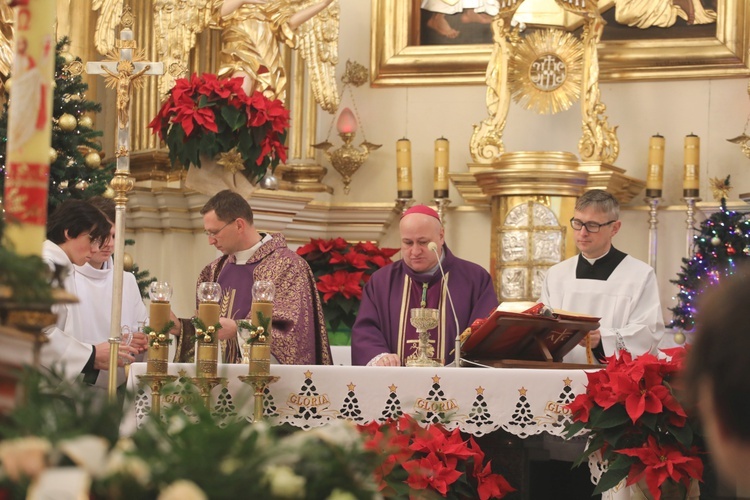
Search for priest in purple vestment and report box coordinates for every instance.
[172,190,332,365]
[352,205,498,366]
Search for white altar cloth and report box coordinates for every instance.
[123,363,589,438]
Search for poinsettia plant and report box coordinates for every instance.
[358,414,515,499]
[564,347,704,500]
[148,73,289,184]
[297,237,399,342]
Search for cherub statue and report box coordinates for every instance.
[94,0,340,113]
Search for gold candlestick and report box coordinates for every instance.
[239,374,280,423]
[137,374,176,420]
[146,282,173,375]
[196,282,222,378]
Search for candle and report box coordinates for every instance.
[396,138,413,198]
[3,1,56,256]
[646,134,665,197]
[683,134,700,197]
[250,301,274,329]
[336,107,357,134]
[433,138,449,198]
[146,282,172,375]
[198,301,221,327]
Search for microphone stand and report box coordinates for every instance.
[429,243,462,367]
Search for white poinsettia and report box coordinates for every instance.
[158,479,207,500]
[264,465,305,499]
[58,435,110,478]
[0,436,51,482]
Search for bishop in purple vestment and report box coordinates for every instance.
[352,205,498,366]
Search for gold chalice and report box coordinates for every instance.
[406,307,442,367]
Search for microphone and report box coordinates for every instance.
[428,242,462,367]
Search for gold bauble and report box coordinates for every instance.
[79,116,93,129]
[75,180,89,190]
[673,331,686,345]
[60,51,74,64]
[59,180,69,189]
[84,151,101,169]
[49,148,58,163]
[103,187,115,198]
[158,334,167,342]
[68,93,81,101]
[58,113,77,131]
[3,77,10,92]
[123,252,134,271]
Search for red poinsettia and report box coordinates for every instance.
[358,415,514,500]
[149,73,289,184]
[564,347,704,498]
[297,238,399,336]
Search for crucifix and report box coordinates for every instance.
[86,6,164,173]
[85,6,164,401]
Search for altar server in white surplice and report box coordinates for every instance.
[539,189,664,365]
[73,197,148,389]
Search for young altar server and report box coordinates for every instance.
[40,199,139,383]
[352,205,498,366]
[73,197,148,389]
[539,189,664,364]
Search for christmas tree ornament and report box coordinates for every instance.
[66,158,75,167]
[78,116,93,129]
[103,186,115,198]
[68,93,81,101]
[673,331,686,345]
[84,151,101,168]
[123,252,134,272]
[727,245,736,256]
[75,180,89,190]
[3,77,10,92]
[49,148,58,163]
[60,51,74,64]
[59,180,69,189]
[744,246,750,256]
[58,113,77,131]
[711,236,721,246]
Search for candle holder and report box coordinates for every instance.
[432,197,452,224]
[396,197,415,215]
[238,374,280,423]
[190,375,225,409]
[682,196,701,258]
[137,374,177,420]
[195,282,222,378]
[644,195,661,271]
[405,307,442,367]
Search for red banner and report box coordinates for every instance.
[3,161,49,225]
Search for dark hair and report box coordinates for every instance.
[87,196,116,222]
[47,199,111,245]
[683,264,750,442]
[575,189,619,220]
[200,189,254,224]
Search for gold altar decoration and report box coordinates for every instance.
[313,61,381,195]
[194,282,221,378]
[405,308,442,368]
[508,29,583,115]
[144,282,173,376]
[709,176,732,202]
[727,81,750,160]
[238,374,280,423]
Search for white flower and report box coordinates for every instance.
[264,465,305,499]
[158,479,207,500]
[219,457,241,475]
[0,436,51,482]
[58,435,109,478]
[326,488,358,500]
[104,449,151,486]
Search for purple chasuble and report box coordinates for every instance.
[217,261,257,322]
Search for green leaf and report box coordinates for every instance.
[593,461,631,494]
[590,404,631,429]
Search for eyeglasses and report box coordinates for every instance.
[204,219,236,238]
[570,218,617,233]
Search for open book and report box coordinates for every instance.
[461,303,600,368]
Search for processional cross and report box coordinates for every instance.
[84,6,164,400]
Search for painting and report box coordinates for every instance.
[371,0,750,86]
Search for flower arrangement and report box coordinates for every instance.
[148,73,290,184]
[358,415,515,499]
[565,348,704,500]
[297,237,399,343]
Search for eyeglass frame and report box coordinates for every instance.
[569,217,618,233]
[203,219,237,238]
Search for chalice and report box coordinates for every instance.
[406,307,442,367]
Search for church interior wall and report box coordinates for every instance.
[113,1,749,328]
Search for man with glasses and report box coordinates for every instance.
[172,190,332,366]
[539,189,664,365]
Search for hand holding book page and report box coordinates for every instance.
[460,303,600,367]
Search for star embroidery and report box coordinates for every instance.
[563,377,572,386]
[304,370,313,379]
[432,375,441,384]
[476,386,485,395]
[347,382,356,391]
[518,387,527,396]
[389,384,398,392]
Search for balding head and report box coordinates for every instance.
[399,211,445,273]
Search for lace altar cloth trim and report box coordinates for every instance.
[123,363,593,438]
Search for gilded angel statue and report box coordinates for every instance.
[94,0,340,113]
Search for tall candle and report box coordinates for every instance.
[149,302,171,332]
[433,138,449,198]
[396,138,413,199]
[3,1,56,256]
[250,301,274,330]
[646,134,665,197]
[198,301,221,328]
[683,134,700,197]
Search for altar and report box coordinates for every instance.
[123,363,589,438]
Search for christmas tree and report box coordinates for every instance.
[0,37,113,212]
[669,177,750,331]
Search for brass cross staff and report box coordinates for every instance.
[84,7,164,401]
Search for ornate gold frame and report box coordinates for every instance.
[371,0,750,85]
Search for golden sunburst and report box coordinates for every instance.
[508,29,584,115]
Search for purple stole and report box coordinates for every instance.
[398,273,449,364]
